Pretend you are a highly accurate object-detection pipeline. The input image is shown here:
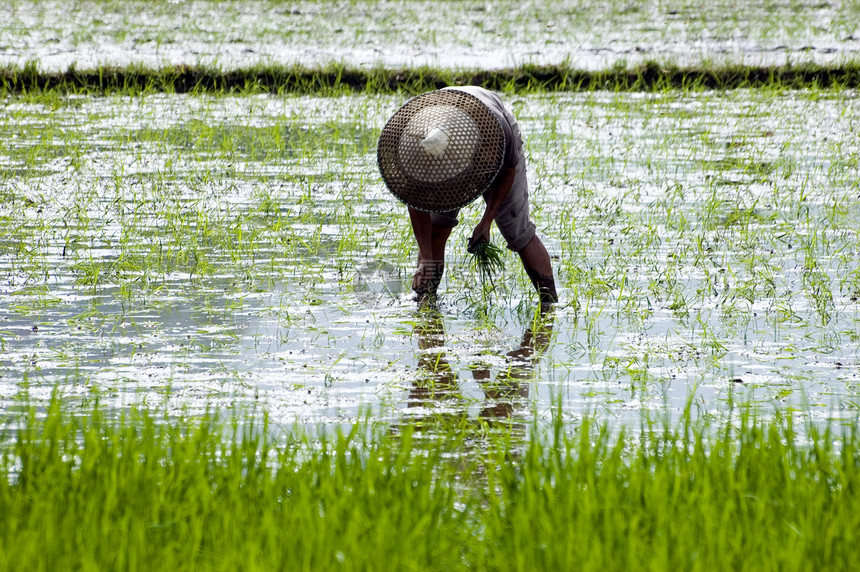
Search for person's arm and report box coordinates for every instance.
[467,167,515,252]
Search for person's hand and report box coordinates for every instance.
[467,223,491,253]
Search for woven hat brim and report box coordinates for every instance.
[377,89,506,213]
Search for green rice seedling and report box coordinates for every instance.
[470,240,506,285]
[2,397,860,571]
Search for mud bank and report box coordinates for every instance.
[4,61,860,95]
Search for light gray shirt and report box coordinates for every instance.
[438,86,534,251]
[442,85,524,171]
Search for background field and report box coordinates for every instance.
[2,0,860,72]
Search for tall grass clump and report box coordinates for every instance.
[1,399,859,571]
[479,414,860,570]
[0,399,475,571]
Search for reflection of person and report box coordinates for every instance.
[472,315,553,418]
[410,313,459,409]
[410,308,554,420]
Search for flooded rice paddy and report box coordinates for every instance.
[2,0,860,72]
[1,89,859,431]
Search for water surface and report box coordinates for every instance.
[1,90,859,431]
[2,0,859,72]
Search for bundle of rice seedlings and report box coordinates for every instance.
[470,240,505,285]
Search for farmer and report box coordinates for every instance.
[377,86,558,307]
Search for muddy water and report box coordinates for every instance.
[1,90,859,430]
[1,0,859,72]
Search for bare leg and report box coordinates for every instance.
[517,235,558,307]
[409,208,453,303]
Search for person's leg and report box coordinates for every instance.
[517,235,558,307]
[413,225,452,305]
[415,223,452,282]
[409,208,456,302]
[491,176,558,307]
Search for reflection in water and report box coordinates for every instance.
[409,307,554,430]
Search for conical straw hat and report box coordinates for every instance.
[377,89,506,213]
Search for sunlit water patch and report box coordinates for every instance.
[1,90,859,432]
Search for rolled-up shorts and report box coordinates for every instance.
[428,165,537,252]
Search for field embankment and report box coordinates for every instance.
[4,61,860,95]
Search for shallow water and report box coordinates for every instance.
[1,0,859,72]
[1,90,859,431]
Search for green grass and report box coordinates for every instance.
[4,60,860,96]
[1,398,858,571]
